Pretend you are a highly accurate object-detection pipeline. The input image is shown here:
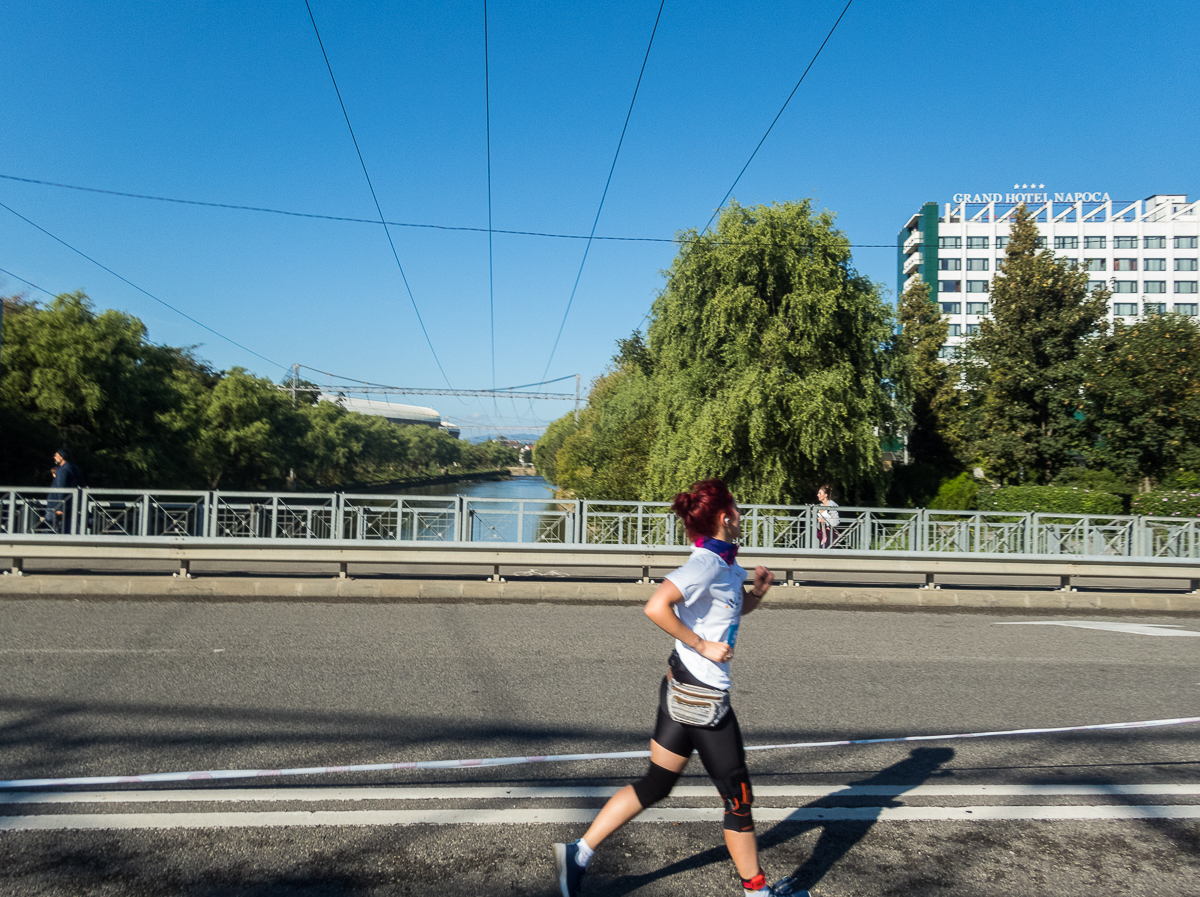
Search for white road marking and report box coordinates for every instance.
[3,804,1198,831]
[0,648,178,654]
[4,783,1199,806]
[995,621,1200,637]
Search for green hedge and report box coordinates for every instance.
[976,485,1123,516]
[1131,491,1200,519]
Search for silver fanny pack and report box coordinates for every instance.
[665,672,731,728]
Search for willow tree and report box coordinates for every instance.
[643,200,898,504]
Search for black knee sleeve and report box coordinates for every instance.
[716,766,754,832]
[632,762,681,808]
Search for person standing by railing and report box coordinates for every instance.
[553,478,796,897]
[815,484,839,549]
[46,447,83,534]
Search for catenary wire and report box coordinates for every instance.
[0,201,285,371]
[540,0,668,383]
[484,0,496,395]
[702,0,856,234]
[0,265,56,298]
[300,363,573,393]
[0,174,902,248]
[303,0,454,390]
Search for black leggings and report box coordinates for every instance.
[652,675,747,783]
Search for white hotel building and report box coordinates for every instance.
[898,189,1199,355]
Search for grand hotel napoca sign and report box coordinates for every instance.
[951,185,1113,204]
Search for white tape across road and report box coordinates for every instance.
[2,715,1197,790]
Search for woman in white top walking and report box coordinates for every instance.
[554,479,798,897]
[815,484,839,549]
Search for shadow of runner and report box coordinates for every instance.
[764,746,955,893]
[601,747,954,896]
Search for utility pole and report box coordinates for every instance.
[291,363,299,406]
[574,373,580,423]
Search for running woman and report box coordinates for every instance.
[554,478,796,897]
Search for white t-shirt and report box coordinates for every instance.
[663,546,748,690]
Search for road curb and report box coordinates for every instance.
[0,575,1198,611]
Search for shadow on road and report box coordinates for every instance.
[602,746,954,896]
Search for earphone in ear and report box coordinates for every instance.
[723,517,731,525]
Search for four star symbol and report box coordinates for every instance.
[1014,183,1046,189]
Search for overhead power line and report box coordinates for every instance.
[0,200,285,370]
[0,265,56,298]
[303,0,454,389]
[703,0,856,234]
[541,0,667,382]
[0,174,898,249]
[484,0,496,394]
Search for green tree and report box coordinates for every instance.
[195,367,306,489]
[0,292,204,486]
[896,280,957,465]
[962,205,1109,484]
[555,362,657,500]
[533,412,579,485]
[1082,314,1200,486]
[643,199,898,503]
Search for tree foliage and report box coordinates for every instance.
[642,200,898,503]
[896,280,955,465]
[0,292,487,489]
[958,205,1109,484]
[1081,314,1200,483]
[538,200,900,503]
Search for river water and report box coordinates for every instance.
[389,475,559,542]
[389,475,555,500]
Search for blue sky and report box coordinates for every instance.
[3,0,1198,436]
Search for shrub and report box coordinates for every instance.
[926,472,978,511]
[977,485,1123,516]
[1131,491,1200,519]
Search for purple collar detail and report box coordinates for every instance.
[696,537,738,564]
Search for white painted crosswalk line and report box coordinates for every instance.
[3,783,1200,806]
[3,804,1199,832]
[996,621,1200,636]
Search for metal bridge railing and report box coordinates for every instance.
[1,487,1198,560]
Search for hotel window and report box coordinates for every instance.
[1113,281,1137,293]
[1034,236,1047,249]
[1175,303,1199,316]
[966,302,990,315]
[1145,258,1166,271]
[938,280,961,293]
[1176,258,1198,271]
[939,302,961,315]
[966,280,989,293]
[965,258,988,271]
[947,324,962,337]
[1114,236,1138,249]
[939,236,962,249]
[1087,280,1106,292]
[1084,259,1106,271]
[1084,236,1107,249]
[996,257,1006,269]
[1113,258,1137,271]
[1060,258,1078,267]
[966,323,980,334]
[938,345,960,359]
[1176,281,1199,293]
[1175,236,1198,249]
[1144,302,1166,315]
[1144,281,1166,293]
[1054,236,1079,250]
[967,236,989,249]
[938,258,961,270]
[996,236,1010,249]
[1113,303,1138,316]
[1144,236,1166,249]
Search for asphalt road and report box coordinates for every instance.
[0,598,1197,896]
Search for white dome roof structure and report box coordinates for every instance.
[320,394,443,427]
